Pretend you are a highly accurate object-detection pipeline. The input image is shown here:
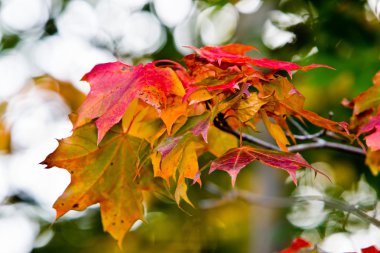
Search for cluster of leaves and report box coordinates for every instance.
[42,44,354,245]
[279,237,380,253]
[344,71,380,175]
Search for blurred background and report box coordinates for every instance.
[0,0,380,252]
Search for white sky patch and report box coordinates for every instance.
[110,0,150,13]
[0,0,50,32]
[0,52,33,100]
[118,11,165,56]
[4,88,72,208]
[320,233,355,253]
[0,156,10,202]
[153,0,193,28]
[287,186,329,229]
[368,0,380,19]
[32,35,115,93]
[173,9,199,55]
[198,4,239,46]
[0,206,40,253]
[95,0,131,40]
[6,88,71,149]
[56,0,99,40]
[269,10,307,29]
[8,151,71,210]
[262,20,296,49]
[235,0,262,14]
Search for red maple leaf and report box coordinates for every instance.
[186,44,333,77]
[209,146,322,186]
[279,237,312,253]
[75,61,184,143]
[362,246,380,253]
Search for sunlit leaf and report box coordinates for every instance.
[76,62,185,143]
[207,126,238,157]
[42,123,150,246]
[261,110,289,151]
[232,93,267,123]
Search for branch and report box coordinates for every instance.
[288,116,310,136]
[288,140,365,155]
[213,114,365,155]
[213,115,281,151]
[291,130,324,140]
[200,185,380,228]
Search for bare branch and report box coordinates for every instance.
[291,130,324,140]
[213,115,281,151]
[288,117,310,135]
[213,113,365,155]
[288,140,365,155]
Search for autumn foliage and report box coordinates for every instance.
[42,44,379,245]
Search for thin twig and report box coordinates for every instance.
[240,132,281,151]
[288,117,310,135]
[213,114,364,155]
[291,130,324,140]
[213,115,281,151]
[288,140,365,155]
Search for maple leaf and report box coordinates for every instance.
[279,237,312,253]
[250,58,333,78]
[186,44,333,77]
[351,71,380,116]
[261,110,290,151]
[207,126,238,157]
[184,44,257,65]
[358,114,380,136]
[161,98,188,135]
[153,136,202,205]
[297,109,350,136]
[344,71,380,130]
[365,126,380,151]
[263,77,350,137]
[75,61,185,144]
[365,149,380,176]
[121,100,166,146]
[209,146,318,186]
[362,246,380,253]
[42,123,150,246]
[358,114,380,151]
[232,92,267,123]
[175,111,211,142]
